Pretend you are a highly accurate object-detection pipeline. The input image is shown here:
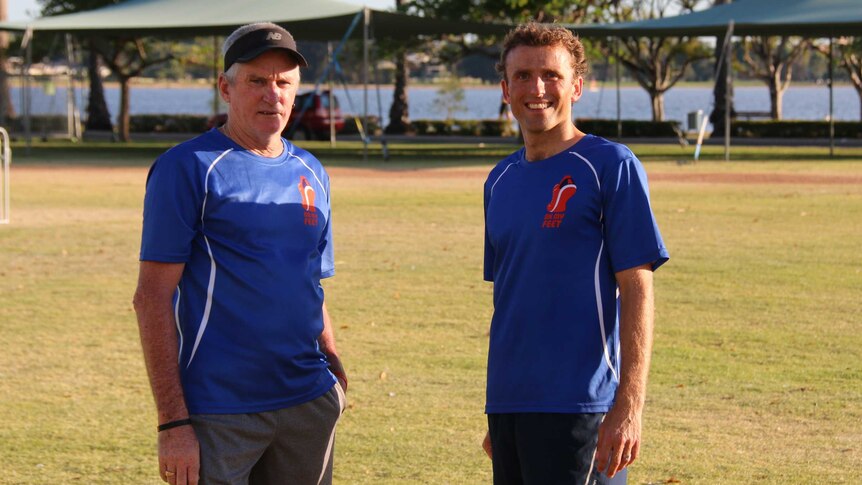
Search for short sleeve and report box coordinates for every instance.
[140,154,204,263]
[602,156,669,273]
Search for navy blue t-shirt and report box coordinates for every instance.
[483,134,668,414]
[140,128,336,414]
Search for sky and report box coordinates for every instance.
[6,0,396,22]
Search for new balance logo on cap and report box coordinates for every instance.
[223,22,309,72]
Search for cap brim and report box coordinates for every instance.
[235,45,309,68]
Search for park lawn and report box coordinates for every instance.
[0,148,860,484]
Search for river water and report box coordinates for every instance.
[10,83,861,129]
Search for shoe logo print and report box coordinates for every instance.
[298,176,318,226]
[543,175,576,229]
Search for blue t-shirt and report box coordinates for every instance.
[483,134,669,414]
[140,128,336,414]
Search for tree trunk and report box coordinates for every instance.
[769,73,782,120]
[118,76,131,142]
[650,92,665,121]
[85,45,113,131]
[385,0,411,135]
[385,50,411,134]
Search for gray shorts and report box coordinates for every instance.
[191,383,346,485]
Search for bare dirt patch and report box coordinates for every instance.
[14,165,861,186]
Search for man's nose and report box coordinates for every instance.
[262,83,280,104]
[530,76,545,95]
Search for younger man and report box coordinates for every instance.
[482,23,669,484]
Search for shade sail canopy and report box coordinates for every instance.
[602,0,862,38]
[0,0,525,40]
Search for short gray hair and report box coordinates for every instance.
[223,63,240,84]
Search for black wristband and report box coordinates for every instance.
[157,418,192,432]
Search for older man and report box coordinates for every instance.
[133,23,346,485]
[482,23,669,484]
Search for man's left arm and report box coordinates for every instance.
[319,302,347,392]
[595,263,655,478]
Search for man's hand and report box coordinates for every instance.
[482,431,493,459]
[158,425,200,485]
[595,404,641,478]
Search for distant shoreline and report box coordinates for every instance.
[11,78,857,90]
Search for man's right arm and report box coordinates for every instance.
[133,261,199,485]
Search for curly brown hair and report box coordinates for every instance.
[496,23,589,81]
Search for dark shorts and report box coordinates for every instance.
[191,383,346,485]
[488,413,626,485]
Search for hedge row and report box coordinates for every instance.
[731,120,862,139]
[130,114,210,134]
[409,119,516,137]
[339,118,515,137]
[574,118,683,138]
[1,115,69,133]
[4,115,860,139]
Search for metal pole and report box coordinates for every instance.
[23,28,33,155]
[724,24,734,162]
[615,38,622,141]
[212,36,220,117]
[362,7,370,162]
[828,36,835,158]
[328,42,335,147]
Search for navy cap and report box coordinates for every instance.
[224,24,308,72]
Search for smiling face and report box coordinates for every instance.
[218,49,300,153]
[501,44,583,142]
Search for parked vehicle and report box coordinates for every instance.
[207,90,345,140]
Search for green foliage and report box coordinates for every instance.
[408,0,614,24]
[435,74,467,121]
[38,0,121,15]
[2,115,69,135]
[731,120,862,139]
[614,0,712,121]
[340,115,382,137]
[576,118,682,138]
[128,114,209,134]
[409,119,510,136]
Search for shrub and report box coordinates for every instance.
[341,115,381,136]
[575,118,683,138]
[129,115,209,133]
[2,115,69,136]
[479,119,513,137]
[731,120,862,139]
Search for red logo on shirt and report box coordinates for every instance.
[542,175,576,229]
[298,176,318,226]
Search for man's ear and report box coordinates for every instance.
[571,76,584,104]
[501,79,510,105]
[218,73,231,104]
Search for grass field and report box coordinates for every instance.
[1,143,860,484]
